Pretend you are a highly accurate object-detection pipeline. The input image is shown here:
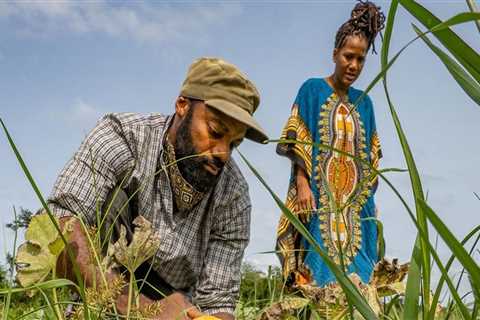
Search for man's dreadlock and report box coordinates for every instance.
[334,0,385,54]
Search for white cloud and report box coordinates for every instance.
[72,99,101,120]
[58,99,103,131]
[0,1,242,43]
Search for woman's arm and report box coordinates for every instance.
[295,165,316,212]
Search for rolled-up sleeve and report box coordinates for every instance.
[48,113,135,226]
[193,189,251,315]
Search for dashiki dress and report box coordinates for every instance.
[276,78,382,287]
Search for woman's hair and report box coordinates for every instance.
[334,0,385,54]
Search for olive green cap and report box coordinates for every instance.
[180,57,268,143]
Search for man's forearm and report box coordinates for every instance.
[56,216,118,286]
[55,217,200,319]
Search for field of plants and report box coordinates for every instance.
[1,0,480,319]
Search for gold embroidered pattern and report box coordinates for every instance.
[370,131,382,187]
[315,93,373,266]
[163,140,204,212]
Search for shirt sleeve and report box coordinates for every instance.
[193,188,251,315]
[47,113,135,226]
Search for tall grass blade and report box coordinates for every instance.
[466,0,480,33]
[471,275,480,305]
[399,0,480,82]
[237,150,378,320]
[381,39,432,318]
[354,11,480,108]
[418,199,480,288]
[380,4,426,317]
[362,217,386,261]
[0,118,90,319]
[0,279,77,294]
[380,0,399,76]
[373,167,471,319]
[413,24,480,106]
[429,225,480,319]
[404,242,423,319]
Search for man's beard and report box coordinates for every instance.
[174,110,224,193]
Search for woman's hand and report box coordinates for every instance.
[295,166,316,213]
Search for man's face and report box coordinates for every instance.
[174,99,247,192]
[333,35,368,89]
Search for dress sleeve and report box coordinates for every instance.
[276,80,314,178]
[192,188,251,315]
[47,114,135,226]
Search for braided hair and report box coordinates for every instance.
[334,0,385,54]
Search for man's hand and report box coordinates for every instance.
[150,292,200,320]
[117,291,202,320]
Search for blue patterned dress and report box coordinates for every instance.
[276,78,382,286]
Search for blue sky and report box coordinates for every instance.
[1,0,479,288]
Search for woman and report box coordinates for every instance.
[276,1,385,288]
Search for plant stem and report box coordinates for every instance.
[51,269,64,320]
[126,271,134,318]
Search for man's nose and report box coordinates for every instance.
[212,140,231,164]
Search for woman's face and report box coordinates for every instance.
[333,35,369,89]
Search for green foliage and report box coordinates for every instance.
[0,266,8,289]
[15,214,70,290]
[239,264,283,307]
[5,208,34,232]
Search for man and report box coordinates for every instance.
[49,57,268,319]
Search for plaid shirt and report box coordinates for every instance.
[48,112,251,315]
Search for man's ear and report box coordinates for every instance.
[175,96,190,118]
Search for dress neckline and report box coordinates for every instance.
[321,77,353,101]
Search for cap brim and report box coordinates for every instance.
[205,99,269,144]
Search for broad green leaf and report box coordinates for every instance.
[25,214,62,248]
[237,151,378,320]
[15,242,57,289]
[400,0,480,83]
[414,24,480,106]
[15,214,71,289]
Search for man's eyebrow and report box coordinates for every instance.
[208,110,230,133]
